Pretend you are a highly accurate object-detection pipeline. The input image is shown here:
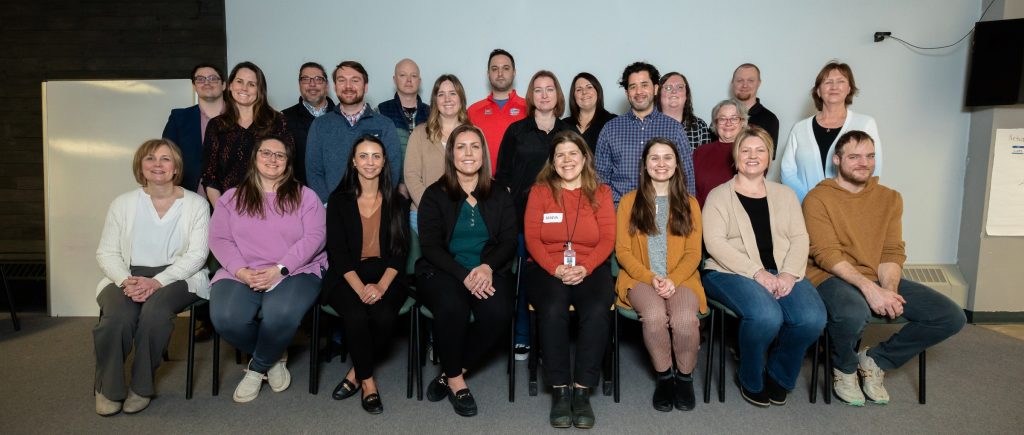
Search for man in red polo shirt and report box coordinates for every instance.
[468,48,527,175]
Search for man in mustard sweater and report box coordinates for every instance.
[803,130,965,406]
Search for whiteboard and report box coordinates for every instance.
[43,79,195,317]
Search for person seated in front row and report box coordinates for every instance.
[701,127,826,408]
[416,124,517,417]
[93,139,210,416]
[523,131,615,429]
[615,138,706,412]
[207,135,327,403]
[324,135,411,414]
[803,130,965,406]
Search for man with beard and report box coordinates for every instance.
[731,63,780,152]
[306,60,401,204]
[282,62,336,185]
[803,130,965,406]
[468,49,526,174]
[595,61,694,204]
[162,63,226,194]
[377,58,430,154]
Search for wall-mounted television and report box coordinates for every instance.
[964,18,1024,107]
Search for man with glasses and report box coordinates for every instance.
[377,59,429,157]
[306,60,401,204]
[162,63,226,193]
[731,63,780,153]
[595,62,694,205]
[283,62,337,185]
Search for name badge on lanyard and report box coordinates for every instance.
[563,242,576,266]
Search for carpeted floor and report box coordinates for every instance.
[1,312,1021,434]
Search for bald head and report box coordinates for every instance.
[393,58,421,98]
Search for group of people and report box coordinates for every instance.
[91,49,966,429]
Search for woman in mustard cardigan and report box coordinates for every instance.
[615,138,705,412]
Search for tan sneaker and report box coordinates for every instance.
[833,368,865,406]
[122,390,151,414]
[857,347,890,404]
[233,368,266,403]
[267,355,291,393]
[95,390,122,416]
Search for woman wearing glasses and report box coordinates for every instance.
[657,72,712,150]
[208,136,327,403]
[779,61,881,201]
[201,61,293,207]
[693,99,748,207]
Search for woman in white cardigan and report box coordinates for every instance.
[93,139,210,416]
[779,61,881,201]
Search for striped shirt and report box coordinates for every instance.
[595,108,694,203]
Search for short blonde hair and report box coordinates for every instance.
[732,127,775,172]
[133,139,184,186]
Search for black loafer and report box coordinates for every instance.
[426,374,449,402]
[550,386,572,428]
[764,372,788,405]
[674,377,696,411]
[571,387,595,429]
[332,378,360,401]
[652,377,674,412]
[736,376,770,408]
[361,392,383,414]
[448,388,478,417]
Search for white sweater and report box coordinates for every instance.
[95,188,211,298]
[779,110,882,202]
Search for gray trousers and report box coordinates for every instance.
[94,265,199,399]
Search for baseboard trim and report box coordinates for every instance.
[967,311,1024,323]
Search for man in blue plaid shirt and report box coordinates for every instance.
[595,62,695,204]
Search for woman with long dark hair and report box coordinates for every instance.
[615,138,705,412]
[324,135,410,414]
[563,72,615,152]
[208,135,327,403]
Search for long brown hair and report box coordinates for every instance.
[334,135,407,257]
[233,135,302,218]
[218,61,279,137]
[534,130,600,209]
[441,124,492,201]
[628,138,694,237]
[425,74,469,143]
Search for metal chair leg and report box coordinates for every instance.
[407,306,415,399]
[527,309,538,397]
[416,310,424,401]
[612,310,620,402]
[1,266,19,331]
[919,350,926,404]
[310,306,320,395]
[810,334,821,404]
[823,333,832,404]
[212,331,220,396]
[717,306,726,402]
[186,303,197,399]
[703,309,715,404]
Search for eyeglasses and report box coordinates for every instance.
[662,84,685,94]
[193,75,222,84]
[716,116,742,125]
[300,76,327,85]
[258,149,288,161]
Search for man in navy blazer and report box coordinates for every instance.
[162,63,226,193]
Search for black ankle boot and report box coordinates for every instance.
[764,372,788,405]
[674,372,696,411]
[652,371,674,412]
[550,386,572,428]
[572,386,595,429]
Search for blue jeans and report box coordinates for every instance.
[702,270,826,392]
[816,277,966,373]
[210,273,320,373]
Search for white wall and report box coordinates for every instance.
[226,0,980,263]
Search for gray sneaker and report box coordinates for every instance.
[267,355,291,393]
[122,390,151,414]
[833,368,865,406]
[857,347,890,404]
[514,344,530,361]
[95,390,122,416]
[234,366,267,403]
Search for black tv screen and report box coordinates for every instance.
[965,18,1024,107]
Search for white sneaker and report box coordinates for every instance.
[833,368,865,406]
[233,367,266,403]
[514,344,530,361]
[267,355,291,393]
[857,347,890,404]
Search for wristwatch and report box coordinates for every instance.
[277,264,289,276]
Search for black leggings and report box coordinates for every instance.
[416,266,513,378]
[324,258,409,380]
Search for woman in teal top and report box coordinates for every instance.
[416,124,517,417]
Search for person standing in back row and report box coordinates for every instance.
[468,49,527,175]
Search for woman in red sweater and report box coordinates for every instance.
[523,131,615,429]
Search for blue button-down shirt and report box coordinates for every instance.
[595,108,694,203]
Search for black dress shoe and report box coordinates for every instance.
[652,377,674,412]
[193,320,213,341]
[673,376,696,411]
[361,392,383,414]
[571,387,595,429]
[736,376,770,407]
[332,378,360,401]
[426,374,449,402]
[550,386,572,428]
[448,388,477,417]
[764,372,788,405]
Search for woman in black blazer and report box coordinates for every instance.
[324,135,410,414]
[417,124,517,417]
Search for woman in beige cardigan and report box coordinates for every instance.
[701,127,825,408]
